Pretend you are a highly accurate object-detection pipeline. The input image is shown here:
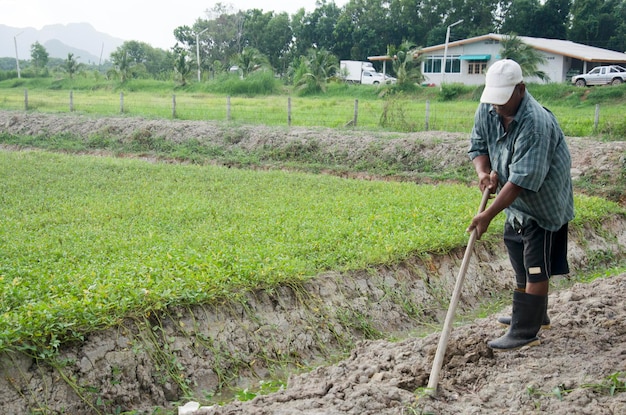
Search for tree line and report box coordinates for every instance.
[172,0,625,82]
[3,0,625,86]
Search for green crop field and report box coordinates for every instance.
[0,149,622,356]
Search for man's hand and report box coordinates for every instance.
[466,211,493,239]
[472,155,498,195]
[478,170,498,195]
[467,180,524,239]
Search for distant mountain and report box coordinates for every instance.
[0,23,125,63]
[42,39,101,64]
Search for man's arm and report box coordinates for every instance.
[467,181,523,239]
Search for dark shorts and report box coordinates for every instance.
[503,220,569,283]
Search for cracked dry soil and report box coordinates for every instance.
[0,111,625,415]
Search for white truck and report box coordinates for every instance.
[340,60,387,85]
[571,65,626,87]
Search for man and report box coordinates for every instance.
[467,59,574,351]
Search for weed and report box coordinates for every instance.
[335,308,383,340]
[601,118,626,139]
[379,278,426,320]
[132,316,193,397]
[526,383,541,397]
[380,94,420,132]
[550,384,573,401]
[232,379,286,402]
[582,372,626,396]
[587,249,619,270]
[405,387,436,414]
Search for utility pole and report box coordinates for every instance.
[441,20,463,87]
[14,31,23,79]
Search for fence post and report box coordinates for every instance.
[24,89,28,111]
[594,104,600,134]
[120,92,124,114]
[353,99,358,127]
[288,96,292,126]
[69,90,74,112]
[227,96,231,121]
[425,100,430,131]
[172,94,176,119]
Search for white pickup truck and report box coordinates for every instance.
[571,65,626,86]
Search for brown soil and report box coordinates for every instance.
[204,272,626,415]
[0,111,625,415]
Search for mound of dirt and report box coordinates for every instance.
[2,110,625,195]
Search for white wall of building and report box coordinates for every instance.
[421,42,502,86]
[420,38,572,86]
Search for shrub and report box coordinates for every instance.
[438,83,473,101]
[586,84,626,104]
[202,70,280,95]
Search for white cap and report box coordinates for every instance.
[480,59,523,105]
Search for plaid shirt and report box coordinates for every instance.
[468,92,574,231]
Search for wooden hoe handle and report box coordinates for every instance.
[426,187,491,396]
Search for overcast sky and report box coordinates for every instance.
[1,0,347,49]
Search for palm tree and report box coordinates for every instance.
[109,49,132,82]
[172,45,192,86]
[500,34,549,81]
[389,41,425,88]
[230,47,271,77]
[63,53,81,79]
[293,48,338,95]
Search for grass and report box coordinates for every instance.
[2,87,622,136]
[1,77,626,138]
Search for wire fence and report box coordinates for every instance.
[0,88,620,137]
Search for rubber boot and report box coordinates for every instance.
[488,291,546,351]
[497,314,550,329]
[497,306,551,329]
[496,283,551,329]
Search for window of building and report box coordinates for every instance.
[445,56,461,73]
[424,55,461,73]
[468,61,487,75]
[424,56,442,73]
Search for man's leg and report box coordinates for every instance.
[526,280,549,296]
[489,221,566,350]
[498,222,551,328]
[503,221,527,289]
